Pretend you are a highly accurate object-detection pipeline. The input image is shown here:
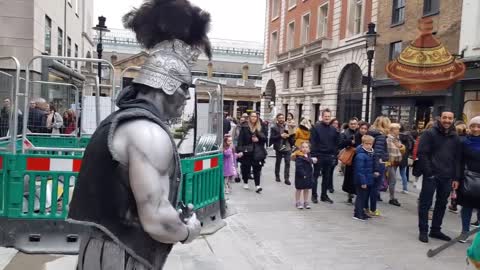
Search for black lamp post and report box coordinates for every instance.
[365,22,377,123]
[93,16,110,94]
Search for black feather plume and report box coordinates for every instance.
[122,0,212,59]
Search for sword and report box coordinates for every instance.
[427,227,480,258]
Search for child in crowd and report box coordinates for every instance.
[291,142,317,209]
[223,135,242,194]
[353,135,380,221]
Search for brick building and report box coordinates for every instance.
[261,0,378,124]
[372,0,463,128]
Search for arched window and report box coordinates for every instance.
[337,64,363,122]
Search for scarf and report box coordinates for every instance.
[387,134,402,164]
[465,135,480,152]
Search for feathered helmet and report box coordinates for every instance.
[123,0,212,95]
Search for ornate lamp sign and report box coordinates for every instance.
[386,18,466,91]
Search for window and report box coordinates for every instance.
[284,71,290,89]
[317,4,329,38]
[392,0,405,24]
[348,0,363,37]
[301,14,310,45]
[297,68,304,88]
[389,41,402,60]
[313,64,322,85]
[74,44,79,69]
[287,21,295,50]
[67,37,72,57]
[57,28,63,56]
[271,0,280,19]
[44,16,52,54]
[288,0,297,9]
[313,104,321,122]
[269,31,278,62]
[423,0,439,16]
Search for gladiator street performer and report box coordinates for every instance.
[67,0,212,269]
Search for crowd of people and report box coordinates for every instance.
[0,97,78,137]
[222,109,480,246]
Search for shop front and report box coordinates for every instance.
[373,79,452,129]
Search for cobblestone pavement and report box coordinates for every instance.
[0,153,475,269]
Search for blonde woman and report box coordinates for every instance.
[237,112,267,193]
[367,116,391,216]
[386,123,405,207]
[295,118,312,148]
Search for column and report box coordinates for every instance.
[233,100,238,119]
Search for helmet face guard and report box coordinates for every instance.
[133,40,201,95]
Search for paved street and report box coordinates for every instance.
[0,153,474,270]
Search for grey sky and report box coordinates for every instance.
[94,0,266,43]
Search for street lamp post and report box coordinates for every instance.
[365,23,377,123]
[93,16,110,95]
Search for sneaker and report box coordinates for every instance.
[353,215,367,222]
[304,202,311,209]
[284,180,291,186]
[471,221,480,227]
[312,197,319,204]
[429,231,452,242]
[321,195,334,204]
[402,190,409,194]
[419,233,429,243]
[389,199,401,207]
[255,186,263,193]
[296,202,304,210]
[243,184,249,190]
[371,210,381,217]
[458,232,469,243]
[364,215,372,219]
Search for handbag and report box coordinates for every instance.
[462,169,480,201]
[338,147,356,166]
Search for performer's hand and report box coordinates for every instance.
[182,213,201,244]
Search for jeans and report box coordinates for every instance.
[240,157,263,186]
[275,150,291,181]
[418,176,452,234]
[386,166,398,200]
[399,165,408,191]
[354,185,371,217]
[368,163,385,212]
[313,154,335,199]
[461,207,474,233]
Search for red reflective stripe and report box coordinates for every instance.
[73,159,82,172]
[26,158,50,171]
[194,160,203,172]
[0,156,3,170]
[211,157,218,168]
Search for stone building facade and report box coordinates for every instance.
[261,0,378,124]
[372,0,463,128]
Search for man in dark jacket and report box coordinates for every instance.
[270,113,293,185]
[310,108,340,204]
[417,111,461,243]
[223,113,231,136]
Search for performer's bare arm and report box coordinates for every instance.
[112,119,200,244]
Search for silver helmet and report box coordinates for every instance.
[133,40,201,95]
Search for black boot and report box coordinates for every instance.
[321,195,333,204]
[429,231,452,242]
[284,179,291,185]
[419,233,429,243]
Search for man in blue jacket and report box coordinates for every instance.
[310,109,340,204]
